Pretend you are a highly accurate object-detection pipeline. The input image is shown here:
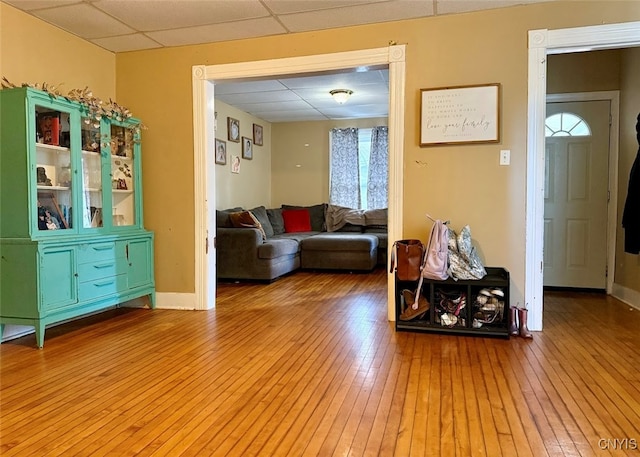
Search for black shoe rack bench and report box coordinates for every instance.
[395,267,511,338]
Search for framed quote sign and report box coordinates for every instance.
[420,83,500,146]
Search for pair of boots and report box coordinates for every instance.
[509,307,532,338]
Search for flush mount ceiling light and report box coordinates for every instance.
[330,89,353,104]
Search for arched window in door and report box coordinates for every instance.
[545,112,591,137]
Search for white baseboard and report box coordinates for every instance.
[155,292,197,310]
[612,283,640,310]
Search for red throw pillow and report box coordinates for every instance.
[282,209,312,233]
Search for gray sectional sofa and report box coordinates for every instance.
[216,203,388,281]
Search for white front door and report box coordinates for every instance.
[543,100,611,289]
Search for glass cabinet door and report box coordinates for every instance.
[81,116,104,228]
[35,105,73,232]
[110,124,136,227]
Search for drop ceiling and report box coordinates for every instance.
[215,68,390,122]
[3,0,555,123]
[4,0,555,53]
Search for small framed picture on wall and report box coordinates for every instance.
[242,136,253,160]
[227,117,240,142]
[215,139,226,165]
[253,123,263,146]
[231,155,240,174]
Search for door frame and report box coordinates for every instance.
[192,45,406,318]
[545,92,620,293]
[526,21,640,331]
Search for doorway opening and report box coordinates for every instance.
[192,46,407,319]
[526,21,640,331]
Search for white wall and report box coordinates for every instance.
[214,101,272,209]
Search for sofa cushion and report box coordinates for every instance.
[282,203,326,231]
[250,206,274,238]
[364,208,387,226]
[229,210,266,240]
[267,208,285,235]
[257,239,300,259]
[282,208,312,233]
[301,233,378,252]
[363,224,386,233]
[337,223,364,233]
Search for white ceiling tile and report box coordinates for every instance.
[319,104,388,119]
[262,110,328,122]
[90,33,163,52]
[4,0,78,10]
[436,0,548,14]
[32,3,134,39]
[217,89,302,105]
[280,70,387,89]
[214,80,288,95]
[262,0,388,15]
[146,17,286,46]
[234,100,315,114]
[93,0,270,31]
[279,0,434,33]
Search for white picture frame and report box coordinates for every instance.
[420,83,500,146]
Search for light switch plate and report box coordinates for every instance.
[500,149,510,165]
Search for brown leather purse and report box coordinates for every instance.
[390,239,425,281]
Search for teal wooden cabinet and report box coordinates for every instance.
[0,87,155,348]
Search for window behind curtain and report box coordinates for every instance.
[329,127,387,210]
[358,128,372,209]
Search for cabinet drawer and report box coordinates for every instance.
[79,274,127,301]
[77,257,128,282]
[77,242,121,264]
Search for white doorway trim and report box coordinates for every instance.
[546,91,620,294]
[192,45,406,319]
[526,21,640,331]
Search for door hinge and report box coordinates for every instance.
[205,236,209,254]
[607,190,610,203]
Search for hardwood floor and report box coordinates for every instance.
[1,269,639,456]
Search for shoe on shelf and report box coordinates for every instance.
[400,289,430,321]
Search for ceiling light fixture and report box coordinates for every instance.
[330,89,353,104]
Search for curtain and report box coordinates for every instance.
[329,128,360,208]
[367,126,388,209]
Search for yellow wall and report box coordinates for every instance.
[214,101,272,210]
[0,3,115,100]
[618,47,640,289]
[547,50,621,94]
[271,117,387,207]
[114,1,640,297]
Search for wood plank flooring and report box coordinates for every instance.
[1,269,639,456]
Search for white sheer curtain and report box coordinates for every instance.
[329,128,360,208]
[367,126,388,209]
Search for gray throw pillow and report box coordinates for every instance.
[282,203,326,232]
[267,208,285,235]
[250,206,274,238]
